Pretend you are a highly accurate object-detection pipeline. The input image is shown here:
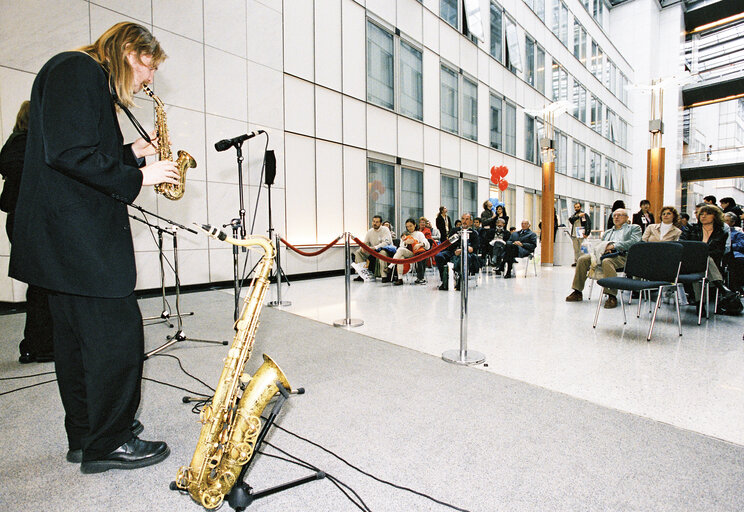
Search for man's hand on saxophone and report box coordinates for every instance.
[141,159,179,186]
[131,129,159,159]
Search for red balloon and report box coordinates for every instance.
[498,180,509,191]
[490,173,500,185]
[497,165,509,178]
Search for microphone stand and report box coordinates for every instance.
[139,219,177,328]
[228,141,247,322]
[266,171,290,307]
[127,204,228,359]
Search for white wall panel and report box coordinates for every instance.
[478,145,490,178]
[283,0,314,80]
[0,0,89,74]
[342,146,368,235]
[439,24,460,66]
[460,40,478,78]
[461,140,479,175]
[204,115,249,184]
[315,141,344,241]
[161,105,207,183]
[153,0,203,41]
[422,49,441,128]
[91,0,151,23]
[90,5,145,41]
[342,0,366,100]
[250,184,286,238]
[366,106,397,155]
[205,47,247,121]
[156,181,209,250]
[366,0,396,24]
[440,132,460,170]
[422,10,440,53]
[284,134,318,242]
[246,125,285,189]
[424,126,441,166]
[174,250,211,286]
[423,164,441,218]
[207,183,252,234]
[316,247,345,272]
[397,0,423,43]
[315,0,343,91]
[248,62,284,130]
[315,88,343,143]
[135,252,164,290]
[154,30,205,112]
[284,76,315,136]
[342,96,367,148]
[205,0,247,57]
[247,0,284,71]
[209,247,243,282]
[397,117,424,163]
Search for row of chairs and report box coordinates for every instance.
[592,241,713,342]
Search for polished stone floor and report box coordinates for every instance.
[245,262,744,446]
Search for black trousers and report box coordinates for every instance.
[48,292,144,460]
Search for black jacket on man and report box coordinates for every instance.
[506,228,537,258]
[631,211,655,234]
[436,214,452,239]
[568,210,592,237]
[9,52,144,298]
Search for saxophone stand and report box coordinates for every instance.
[140,224,176,328]
[225,382,325,511]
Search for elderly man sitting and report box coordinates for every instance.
[565,208,641,308]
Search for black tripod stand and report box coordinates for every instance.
[141,225,179,328]
[263,150,290,307]
[128,205,228,359]
[225,382,324,511]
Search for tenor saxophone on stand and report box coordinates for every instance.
[175,226,291,510]
[142,84,197,200]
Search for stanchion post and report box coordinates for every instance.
[334,232,363,328]
[268,233,291,307]
[442,228,485,365]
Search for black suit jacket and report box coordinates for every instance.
[632,211,655,233]
[507,229,537,257]
[9,52,144,298]
[436,214,452,239]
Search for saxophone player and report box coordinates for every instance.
[9,22,179,473]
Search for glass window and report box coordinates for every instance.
[572,79,580,120]
[525,115,535,163]
[401,167,424,221]
[490,93,502,150]
[399,40,423,120]
[535,0,545,22]
[368,160,396,226]
[604,57,611,89]
[557,132,568,175]
[552,60,560,102]
[441,65,459,134]
[504,16,521,73]
[489,2,502,63]
[589,151,601,185]
[574,21,586,65]
[551,0,560,41]
[603,158,611,188]
[572,141,586,180]
[441,175,459,219]
[525,36,535,87]
[579,84,586,123]
[535,45,545,95]
[560,1,569,46]
[504,101,516,155]
[441,0,458,28]
[366,22,394,109]
[462,77,478,141]
[560,68,568,101]
[463,180,478,218]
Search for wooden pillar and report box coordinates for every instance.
[646,147,665,221]
[541,161,555,265]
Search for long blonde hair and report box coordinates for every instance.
[77,22,166,107]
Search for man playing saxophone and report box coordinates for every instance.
[9,22,179,473]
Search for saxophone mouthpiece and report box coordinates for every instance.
[197,223,228,241]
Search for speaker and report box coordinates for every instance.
[264,150,276,186]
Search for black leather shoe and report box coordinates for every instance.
[18,351,54,364]
[80,437,169,473]
[67,420,145,463]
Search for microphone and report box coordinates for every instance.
[200,224,227,241]
[214,130,265,152]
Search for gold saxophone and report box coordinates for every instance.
[175,227,291,510]
[142,84,197,200]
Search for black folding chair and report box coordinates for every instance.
[593,242,683,341]
[675,241,710,325]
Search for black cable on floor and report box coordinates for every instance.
[150,353,215,393]
[0,370,55,380]
[142,377,211,398]
[0,378,57,397]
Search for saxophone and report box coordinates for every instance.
[175,226,291,510]
[142,84,197,200]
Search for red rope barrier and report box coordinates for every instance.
[352,236,452,265]
[280,236,342,257]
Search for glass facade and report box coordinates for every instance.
[366,22,394,109]
[368,161,395,226]
[441,65,459,134]
[399,40,423,120]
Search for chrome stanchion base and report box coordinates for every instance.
[442,349,486,366]
[333,318,364,328]
[268,300,292,307]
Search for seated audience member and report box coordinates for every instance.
[680,205,740,311]
[642,206,682,242]
[607,200,626,230]
[568,201,592,266]
[428,219,441,241]
[720,197,743,228]
[509,226,516,234]
[502,220,537,278]
[490,218,510,274]
[632,199,655,234]
[382,221,396,240]
[436,206,452,239]
[473,217,483,235]
[436,213,479,290]
[418,217,433,240]
[566,208,641,308]
[454,219,462,230]
[390,218,430,286]
[724,212,744,293]
[678,213,691,235]
[352,215,392,282]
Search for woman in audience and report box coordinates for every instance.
[642,206,682,242]
[390,218,429,286]
[681,205,739,309]
[494,204,509,227]
[724,212,744,293]
[418,217,433,240]
[436,206,452,239]
[607,200,626,230]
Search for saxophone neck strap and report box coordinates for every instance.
[105,69,152,144]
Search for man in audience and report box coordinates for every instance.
[720,197,743,228]
[566,208,641,308]
[703,195,717,206]
[436,213,479,290]
[568,202,592,266]
[501,220,537,278]
[352,215,392,282]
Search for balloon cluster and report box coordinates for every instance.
[490,166,509,191]
[369,180,386,202]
